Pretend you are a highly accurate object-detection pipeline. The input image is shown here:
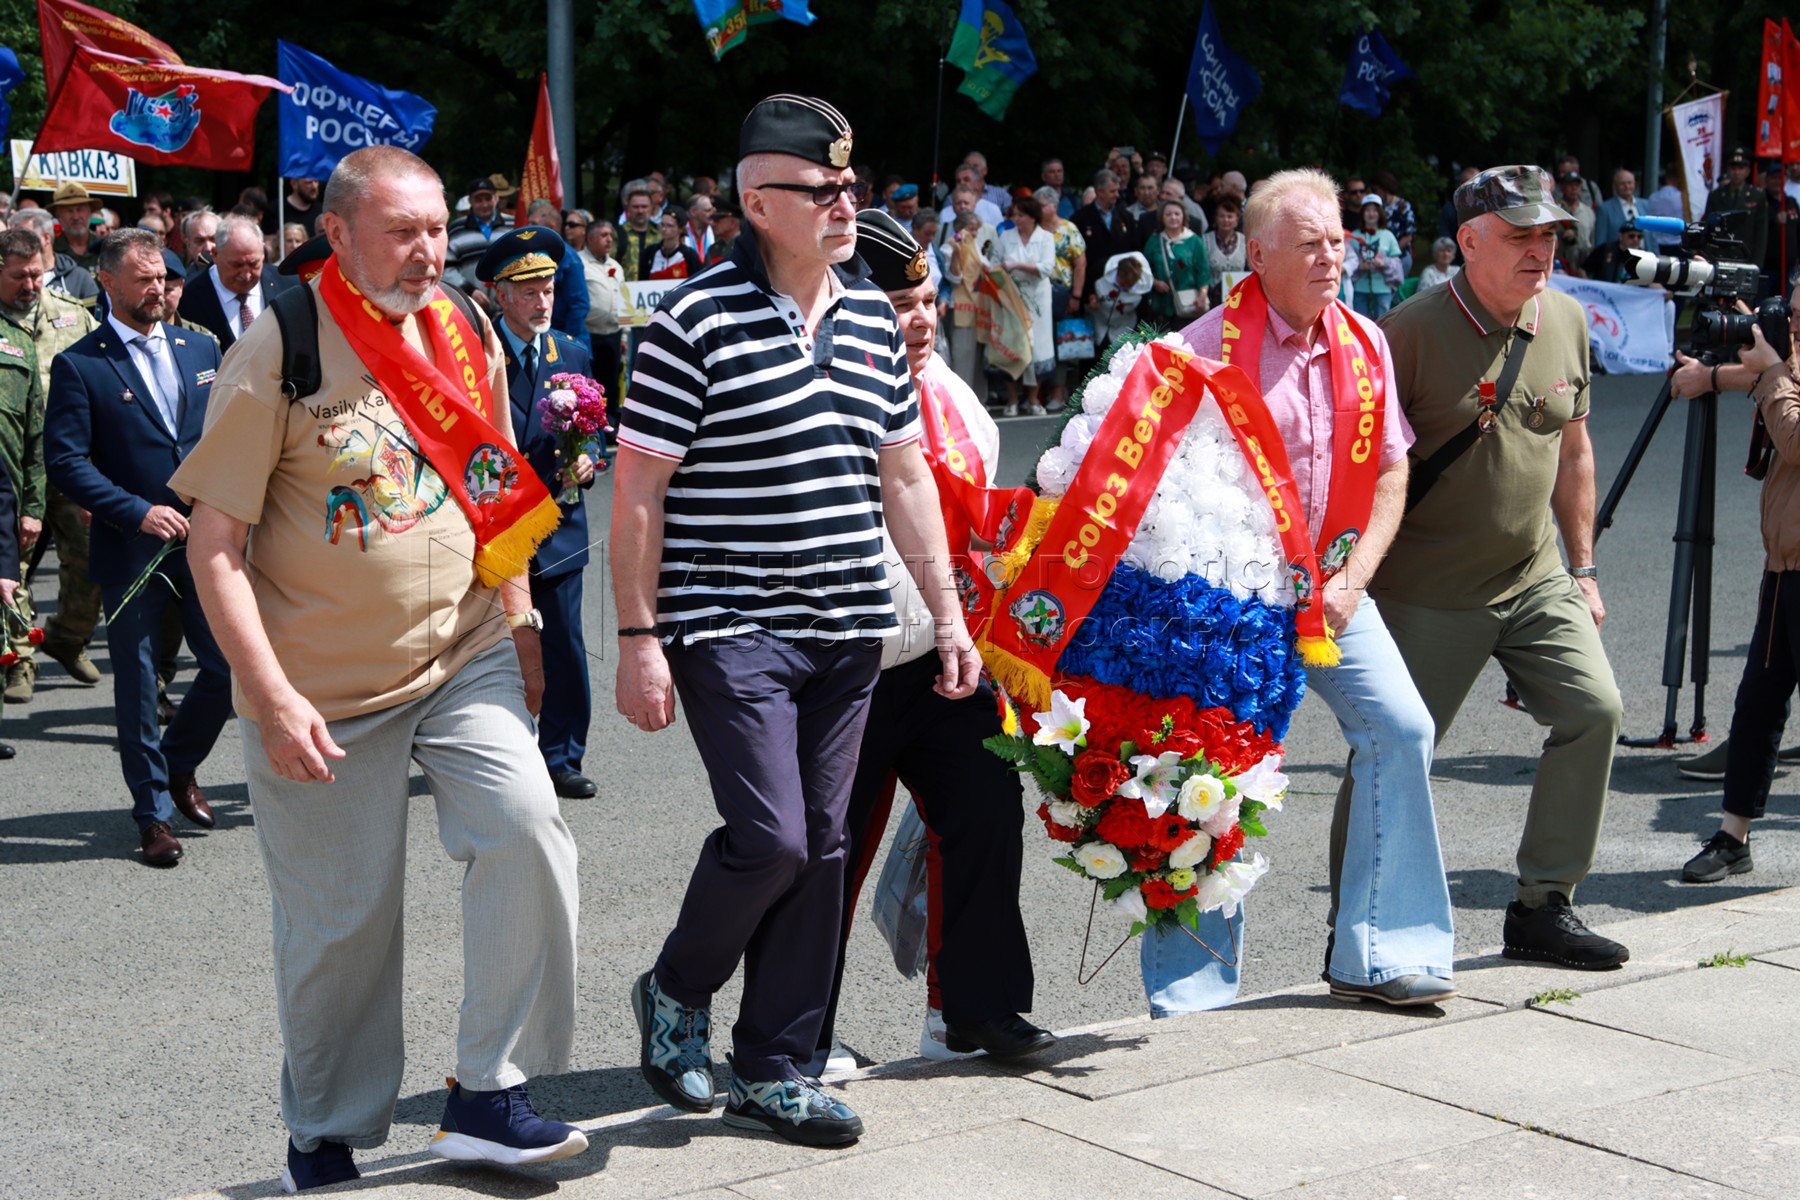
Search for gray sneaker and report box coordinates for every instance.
[631,970,715,1112]
[721,1057,863,1147]
[1328,974,1458,1007]
[1676,739,1730,781]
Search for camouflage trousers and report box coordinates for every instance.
[38,487,103,655]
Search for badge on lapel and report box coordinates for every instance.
[0,342,24,359]
[119,390,136,403]
[195,368,217,386]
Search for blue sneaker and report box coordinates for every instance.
[429,1077,589,1165]
[632,969,716,1112]
[721,1056,863,1147]
[281,1139,358,1193]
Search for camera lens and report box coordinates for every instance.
[1691,310,1754,350]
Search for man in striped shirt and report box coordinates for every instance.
[612,95,980,1147]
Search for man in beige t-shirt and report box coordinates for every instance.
[174,146,587,1192]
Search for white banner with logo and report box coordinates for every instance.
[1668,93,1726,223]
[1548,275,1674,375]
[620,279,681,328]
[10,140,137,197]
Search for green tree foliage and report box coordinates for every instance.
[0,0,1789,216]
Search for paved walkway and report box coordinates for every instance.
[179,886,1800,1199]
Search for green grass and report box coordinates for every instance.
[1530,988,1582,1006]
[1699,948,1753,969]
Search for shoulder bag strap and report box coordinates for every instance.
[1405,330,1532,514]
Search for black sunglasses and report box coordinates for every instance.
[756,180,872,207]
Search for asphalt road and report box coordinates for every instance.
[3,368,1793,1199]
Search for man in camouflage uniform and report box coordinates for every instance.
[0,227,100,703]
[0,229,46,706]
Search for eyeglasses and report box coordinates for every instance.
[755,180,872,207]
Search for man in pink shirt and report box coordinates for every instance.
[1161,168,1455,1010]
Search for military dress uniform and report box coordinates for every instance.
[0,320,41,707]
[1704,150,1769,289]
[3,289,100,695]
[477,227,599,800]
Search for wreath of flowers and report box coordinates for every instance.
[984,331,1305,934]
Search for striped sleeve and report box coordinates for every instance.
[618,306,706,461]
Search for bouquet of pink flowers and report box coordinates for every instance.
[535,372,610,504]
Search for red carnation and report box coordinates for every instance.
[27,627,45,645]
[1209,825,1246,869]
[1095,797,1154,850]
[1038,803,1082,844]
[1146,812,1192,853]
[1070,749,1132,807]
[1131,848,1169,872]
[1142,877,1198,909]
[0,650,15,667]
[1161,727,1202,759]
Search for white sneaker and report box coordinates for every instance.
[919,1007,982,1061]
[1002,403,1019,417]
[802,1039,859,1077]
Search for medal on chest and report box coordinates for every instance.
[1477,380,1499,436]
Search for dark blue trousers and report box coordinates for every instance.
[657,632,880,1082]
[530,567,590,776]
[100,554,232,828]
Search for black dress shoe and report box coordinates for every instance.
[0,742,14,760]
[942,1013,1057,1060]
[1502,893,1628,969]
[140,820,182,867]
[551,771,598,799]
[169,773,216,829]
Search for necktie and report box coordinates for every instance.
[238,293,254,337]
[522,341,537,381]
[134,335,181,434]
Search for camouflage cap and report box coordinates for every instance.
[1454,165,1574,228]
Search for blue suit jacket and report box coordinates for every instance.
[551,250,592,356]
[45,321,221,588]
[502,327,594,578]
[1593,198,1636,253]
[177,265,284,353]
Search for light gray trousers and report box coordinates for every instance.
[243,640,580,1152]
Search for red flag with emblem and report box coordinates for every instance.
[513,73,564,226]
[37,0,182,107]
[34,46,289,170]
[1786,20,1800,165]
[1757,19,1784,159]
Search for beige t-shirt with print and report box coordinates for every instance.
[171,279,516,722]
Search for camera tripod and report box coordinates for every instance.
[1595,359,1719,748]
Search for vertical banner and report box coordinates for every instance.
[513,72,562,226]
[1757,18,1784,159]
[1667,92,1726,223]
[1786,20,1800,165]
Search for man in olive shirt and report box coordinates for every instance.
[1704,147,1767,287]
[1374,165,1629,971]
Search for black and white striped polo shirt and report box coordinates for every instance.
[619,228,921,644]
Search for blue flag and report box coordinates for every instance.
[948,0,1038,119]
[276,42,437,180]
[0,48,23,142]
[692,0,815,61]
[1185,3,1261,154]
[1338,28,1415,118]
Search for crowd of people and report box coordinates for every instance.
[3,91,1800,1195]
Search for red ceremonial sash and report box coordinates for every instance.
[916,360,1033,640]
[318,257,560,587]
[1218,273,1387,659]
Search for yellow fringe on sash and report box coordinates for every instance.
[1297,633,1341,668]
[994,496,1059,587]
[978,495,1061,713]
[979,638,1054,714]
[473,496,563,587]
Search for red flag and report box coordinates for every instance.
[1757,19,1784,159]
[34,46,289,170]
[513,73,563,226]
[1787,20,1800,165]
[37,0,182,107]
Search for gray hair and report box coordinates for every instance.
[97,228,165,275]
[323,145,441,225]
[622,178,651,205]
[1242,168,1340,239]
[215,213,263,255]
[0,227,42,264]
[10,209,54,238]
[180,209,218,243]
[1431,235,1456,257]
[1093,168,1119,189]
[1033,186,1061,211]
[527,199,560,224]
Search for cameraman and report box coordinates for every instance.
[1668,286,1800,881]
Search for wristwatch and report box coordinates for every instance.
[505,608,545,633]
[1569,565,1599,580]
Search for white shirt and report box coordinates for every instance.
[938,196,1005,231]
[209,265,261,338]
[107,312,180,435]
[580,249,624,335]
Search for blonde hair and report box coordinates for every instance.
[1242,168,1341,240]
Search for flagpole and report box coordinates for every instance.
[1170,94,1187,171]
[930,1,954,206]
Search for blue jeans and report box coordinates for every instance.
[1353,290,1394,320]
[1140,903,1244,1018]
[1318,597,1454,984]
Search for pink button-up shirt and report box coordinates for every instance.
[1184,298,1412,543]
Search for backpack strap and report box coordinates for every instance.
[270,283,321,402]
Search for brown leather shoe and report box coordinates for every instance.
[170,773,215,830]
[140,820,182,867]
